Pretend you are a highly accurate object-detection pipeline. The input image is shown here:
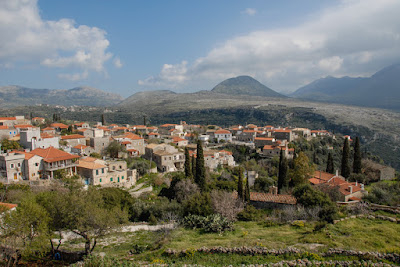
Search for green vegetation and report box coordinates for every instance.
[341,138,351,178]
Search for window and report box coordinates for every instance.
[102,168,104,174]
[119,165,122,169]
[110,178,113,182]
[10,164,14,168]
[122,176,124,180]
[100,178,102,183]
[96,170,99,175]
[17,163,21,167]
[35,163,39,166]
[113,166,116,170]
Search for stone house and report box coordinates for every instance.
[262,145,294,159]
[214,129,232,143]
[60,134,86,147]
[145,143,184,172]
[89,136,110,154]
[29,146,79,179]
[273,129,293,142]
[0,152,25,183]
[0,126,18,139]
[236,130,257,142]
[50,123,69,132]
[171,136,188,147]
[71,144,95,156]
[254,137,276,149]
[20,127,60,150]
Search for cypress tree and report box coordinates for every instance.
[353,136,362,174]
[326,152,334,174]
[195,140,206,191]
[237,167,244,200]
[184,147,192,178]
[101,114,106,126]
[341,138,351,178]
[191,155,196,178]
[278,149,288,193]
[244,176,250,203]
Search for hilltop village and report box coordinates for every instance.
[1,115,394,201]
[1,115,399,266]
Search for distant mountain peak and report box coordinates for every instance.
[211,76,284,98]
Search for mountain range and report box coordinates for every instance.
[290,64,400,110]
[0,64,399,110]
[0,85,123,107]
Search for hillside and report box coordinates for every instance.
[0,85,123,107]
[291,64,400,110]
[211,75,285,98]
[118,90,177,107]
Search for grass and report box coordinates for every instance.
[62,217,400,266]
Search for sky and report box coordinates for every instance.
[0,0,400,97]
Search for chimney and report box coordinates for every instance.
[355,181,358,186]
[336,169,339,177]
[269,186,278,195]
[361,183,364,190]
[348,186,353,194]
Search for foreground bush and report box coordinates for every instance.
[182,214,234,233]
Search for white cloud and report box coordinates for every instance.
[139,61,188,87]
[58,71,88,81]
[113,57,123,68]
[242,8,256,16]
[140,0,400,92]
[0,0,113,80]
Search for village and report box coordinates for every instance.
[1,115,394,204]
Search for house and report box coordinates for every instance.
[262,145,294,159]
[0,126,18,139]
[171,136,188,147]
[236,130,257,142]
[0,152,26,183]
[254,137,276,149]
[42,127,56,135]
[198,149,236,170]
[32,117,46,124]
[309,170,366,202]
[214,129,232,143]
[89,136,110,154]
[29,146,79,179]
[74,122,90,129]
[311,130,331,137]
[0,116,27,127]
[234,186,297,209]
[78,156,135,187]
[0,202,18,213]
[292,128,312,140]
[148,132,160,139]
[14,151,44,181]
[71,144,95,156]
[20,127,60,150]
[50,123,69,132]
[273,129,293,142]
[114,132,145,155]
[145,143,185,172]
[60,134,86,147]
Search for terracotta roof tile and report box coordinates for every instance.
[29,146,79,163]
[61,134,85,140]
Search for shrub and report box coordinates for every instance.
[183,192,213,216]
[237,205,264,221]
[182,214,234,233]
[210,190,244,221]
[291,220,305,228]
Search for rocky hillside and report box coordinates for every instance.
[0,86,123,107]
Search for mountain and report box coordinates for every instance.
[291,64,400,110]
[211,75,285,98]
[0,86,123,107]
[118,90,177,107]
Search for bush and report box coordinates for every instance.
[237,205,264,221]
[182,214,234,233]
[183,192,213,217]
[291,220,305,228]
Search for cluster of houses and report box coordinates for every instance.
[0,116,375,203]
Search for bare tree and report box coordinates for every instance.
[210,190,244,221]
[174,179,199,203]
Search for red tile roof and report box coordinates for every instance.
[0,126,8,130]
[14,124,33,128]
[0,117,16,120]
[73,144,88,149]
[124,132,143,140]
[61,134,85,140]
[215,129,231,134]
[172,136,187,142]
[255,137,274,141]
[42,127,55,131]
[29,146,79,163]
[51,123,68,129]
[0,202,18,211]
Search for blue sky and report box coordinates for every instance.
[0,0,399,97]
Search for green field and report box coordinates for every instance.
[64,217,400,266]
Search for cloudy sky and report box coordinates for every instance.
[0,0,399,96]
